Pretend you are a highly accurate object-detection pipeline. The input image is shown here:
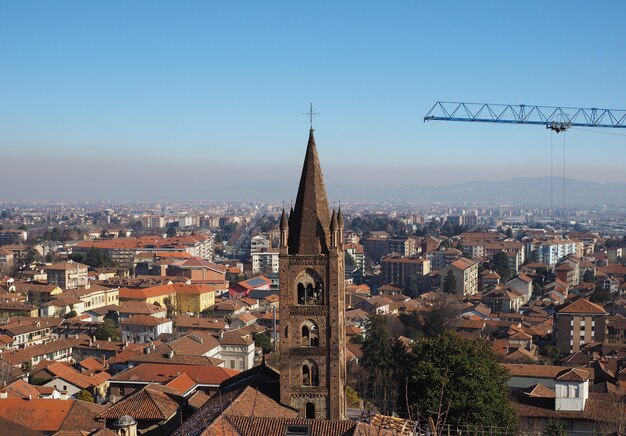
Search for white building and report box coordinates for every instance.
[250,235,271,254]
[120,315,173,342]
[251,251,279,274]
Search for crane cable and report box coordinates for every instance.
[550,131,554,223]
[562,132,566,221]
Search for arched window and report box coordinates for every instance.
[300,320,319,347]
[296,270,324,305]
[305,402,316,419]
[301,360,319,386]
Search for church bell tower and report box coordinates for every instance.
[278,128,346,421]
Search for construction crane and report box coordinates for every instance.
[424,101,626,132]
[423,101,626,222]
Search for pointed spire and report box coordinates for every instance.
[330,209,338,232]
[337,207,344,228]
[288,129,331,255]
[280,209,288,231]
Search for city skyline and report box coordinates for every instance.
[1,1,626,201]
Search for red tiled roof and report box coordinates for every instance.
[111,363,238,385]
[558,298,607,315]
[97,386,180,420]
[0,398,72,432]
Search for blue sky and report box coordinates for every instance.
[1,1,625,201]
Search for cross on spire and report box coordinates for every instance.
[305,103,319,130]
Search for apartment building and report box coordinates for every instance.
[441,257,479,296]
[251,250,279,274]
[381,255,431,289]
[554,298,607,354]
[0,230,27,245]
[46,261,89,290]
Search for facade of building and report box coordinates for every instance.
[46,262,89,290]
[278,129,346,421]
[0,230,27,245]
[554,298,608,354]
[380,255,430,289]
[441,257,479,296]
[175,283,216,314]
[251,250,279,274]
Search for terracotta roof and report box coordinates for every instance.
[119,301,166,315]
[522,383,556,399]
[164,372,196,395]
[173,385,299,436]
[451,257,477,271]
[224,416,374,436]
[0,338,80,365]
[504,364,592,381]
[97,386,180,420]
[558,298,607,315]
[121,314,172,326]
[110,363,238,385]
[0,416,43,436]
[58,400,107,433]
[187,390,210,410]
[0,398,73,432]
[556,367,590,382]
[174,316,228,330]
[3,379,41,399]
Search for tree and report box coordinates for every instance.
[253,332,272,354]
[118,230,125,238]
[344,252,356,272]
[492,252,511,281]
[361,314,394,412]
[95,319,120,341]
[505,228,514,238]
[582,269,595,283]
[401,332,517,429]
[544,419,566,436]
[76,389,94,402]
[422,295,460,338]
[163,296,176,318]
[63,310,77,319]
[591,284,612,304]
[442,270,457,294]
[166,226,177,238]
[540,345,561,365]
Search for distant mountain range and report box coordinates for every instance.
[235,177,626,207]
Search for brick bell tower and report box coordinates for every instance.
[278,128,347,421]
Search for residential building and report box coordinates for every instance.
[0,230,27,245]
[364,232,389,263]
[441,257,479,296]
[344,243,365,273]
[380,255,430,290]
[119,284,177,308]
[118,301,167,320]
[388,237,416,257]
[506,274,533,303]
[219,329,256,371]
[251,250,279,274]
[46,261,89,290]
[427,247,462,270]
[141,215,166,228]
[250,235,271,253]
[120,315,173,342]
[175,283,216,314]
[229,276,271,299]
[531,239,584,265]
[554,298,608,354]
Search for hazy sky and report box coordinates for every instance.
[1,1,625,201]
